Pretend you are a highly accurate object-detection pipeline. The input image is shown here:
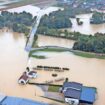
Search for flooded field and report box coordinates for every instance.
[30,51,105,105]
[38,35,75,48]
[66,14,105,35]
[30,34,105,105]
[0,4,105,105]
[0,29,64,105]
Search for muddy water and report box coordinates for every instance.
[0,29,66,105]
[0,29,105,105]
[30,35,105,105]
[0,5,105,105]
[67,14,105,35]
[0,29,38,100]
[30,52,105,105]
[38,35,75,48]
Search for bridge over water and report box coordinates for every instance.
[25,7,61,52]
[25,12,42,52]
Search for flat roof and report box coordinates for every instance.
[80,87,96,103]
[64,88,81,99]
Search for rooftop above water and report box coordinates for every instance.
[0,94,48,105]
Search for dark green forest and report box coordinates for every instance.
[0,11,36,35]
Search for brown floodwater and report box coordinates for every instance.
[30,52,105,105]
[0,29,66,105]
[66,14,105,35]
[30,35,105,105]
[0,5,105,105]
[0,29,105,105]
[37,35,75,48]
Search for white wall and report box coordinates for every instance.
[65,98,79,105]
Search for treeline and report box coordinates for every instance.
[0,11,36,35]
[37,26,89,40]
[73,33,105,53]
[90,12,105,24]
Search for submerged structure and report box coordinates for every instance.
[0,94,48,105]
[18,70,37,85]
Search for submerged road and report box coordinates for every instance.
[25,6,61,52]
[25,12,42,52]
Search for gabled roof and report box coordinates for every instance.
[80,87,96,103]
[64,88,81,99]
[63,82,83,90]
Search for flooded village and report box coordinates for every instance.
[0,0,105,105]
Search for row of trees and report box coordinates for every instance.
[73,33,105,53]
[0,11,36,35]
[37,25,88,40]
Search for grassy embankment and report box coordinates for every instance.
[48,85,61,92]
[29,47,69,59]
[71,50,105,59]
[29,46,105,59]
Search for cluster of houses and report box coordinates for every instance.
[61,82,96,105]
[18,67,37,85]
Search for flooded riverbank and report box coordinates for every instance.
[65,13,105,35]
